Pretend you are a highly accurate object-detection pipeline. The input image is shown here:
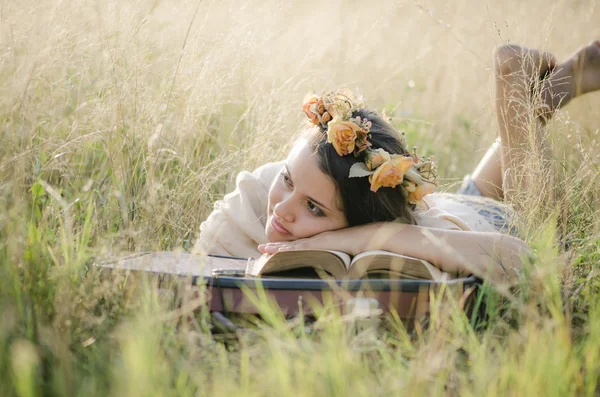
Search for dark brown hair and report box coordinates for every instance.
[306,108,416,227]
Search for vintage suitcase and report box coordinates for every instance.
[100,251,480,320]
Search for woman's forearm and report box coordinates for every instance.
[371,223,530,282]
[259,222,531,283]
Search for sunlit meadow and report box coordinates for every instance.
[1,0,599,395]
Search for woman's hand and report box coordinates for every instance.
[258,223,387,256]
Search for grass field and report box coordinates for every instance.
[1,0,600,395]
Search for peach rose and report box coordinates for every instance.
[354,128,371,153]
[302,96,319,125]
[326,118,361,156]
[369,155,414,192]
[365,148,391,171]
[408,181,435,203]
[355,138,371,154]
[316,99,326,115]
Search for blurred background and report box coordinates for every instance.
[1,0,599,249]
[2,0,599,251]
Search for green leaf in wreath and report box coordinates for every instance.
[348,163,375,178]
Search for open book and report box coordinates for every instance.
[246,250,446,281]
[98,250,446,282]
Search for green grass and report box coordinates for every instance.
[1,0,600,395]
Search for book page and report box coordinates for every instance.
[349,250,445,280]
[247,249,351,278]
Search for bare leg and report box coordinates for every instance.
[471,41,600,202]
[472,45,557,201]
[469,138,504,201]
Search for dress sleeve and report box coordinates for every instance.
[194,161,284,259]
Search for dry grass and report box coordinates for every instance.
[1,0,600,395]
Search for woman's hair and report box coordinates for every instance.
[306,108,417,226]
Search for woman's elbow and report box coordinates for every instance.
[489,234,531,283]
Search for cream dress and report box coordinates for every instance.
[194,161,515,259]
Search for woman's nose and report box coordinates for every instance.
[273,195,295,223]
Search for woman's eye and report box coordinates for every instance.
[281,172,293,187]
[307,201,325,217]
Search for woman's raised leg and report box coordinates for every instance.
[471,41,600,202]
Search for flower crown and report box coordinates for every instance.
[302,89,438,207]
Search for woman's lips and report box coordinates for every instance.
[270,216,291,235]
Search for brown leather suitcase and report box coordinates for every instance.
[100,252,480,321]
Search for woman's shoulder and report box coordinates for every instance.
[246,160,284,189]
[218,160,285,217]
[224,161,284,201]
[194,161,285,259]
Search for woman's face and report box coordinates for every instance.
[265,140,349,242]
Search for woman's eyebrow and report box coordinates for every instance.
[308,196,333,212]
[285,165,335,213]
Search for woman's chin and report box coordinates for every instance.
[265,225,277,242]
[265,225,293,243]
[265,230,283,243]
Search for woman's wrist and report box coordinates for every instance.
[338,223,394,254]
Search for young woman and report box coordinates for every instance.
[195,41,600,284]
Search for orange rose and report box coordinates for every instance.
[326,118,361,156]
[369,155,414,192]
[302,96,319,125]
[408,181,435,203]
